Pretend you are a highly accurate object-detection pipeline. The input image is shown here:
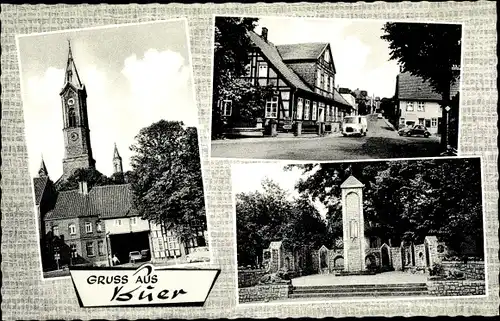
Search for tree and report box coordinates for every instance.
[57,167,113,192]
[128,120,206,249]
[212,17,274,138]
[235,179,329,267]
[289,158,483,255]
[381,22,462,150]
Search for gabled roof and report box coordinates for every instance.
[64,41,83,88]
[45,184,139,221]
[340,175,364,189]
[90,184,138,219]
[248,31,351,108]
[276,43,328,61]
[396,72,460,101]
[248,31,312,93]
[33,176,49,205]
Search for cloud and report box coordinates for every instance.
[24,67,66,180]
[121,49,196,129]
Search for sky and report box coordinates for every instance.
[18,19,198,180]
[254,17,401,99]
[231,163,328,218]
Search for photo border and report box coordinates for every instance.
[15,17,215,282]
[208,14,465,162]
[230,155,489,306]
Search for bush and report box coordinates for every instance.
[258,271,291,285]
[429,263,445,276]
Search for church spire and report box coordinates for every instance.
[112,143,123,174]
[64,40,83,87]
[38,156,48,178]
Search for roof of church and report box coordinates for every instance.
[396,72,460,101]
[113,143,121,159]
[63,41,83,88]
[45,183,139,221]
[340,175,365,188]
[276,42,328,61]
[247,31,351,108]
[38,158,48,177]
[33,176,49,205]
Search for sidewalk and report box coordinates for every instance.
[212,131,343,144]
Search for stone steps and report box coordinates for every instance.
[290,283,428,298]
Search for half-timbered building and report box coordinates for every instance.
[220,27,354,136]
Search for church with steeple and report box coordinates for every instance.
[31,42,206,274]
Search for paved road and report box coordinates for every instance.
[211,115,441,161]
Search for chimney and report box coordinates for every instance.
[261,27,268,42]
[78,181,88,195]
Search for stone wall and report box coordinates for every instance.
[441,261,485,280]
[238,269,266,288]
[390,247,403,271]
[427,280,486,296]
[239,284,291,303]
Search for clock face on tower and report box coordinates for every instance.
[70,132,79,141]
[67,98,75,106]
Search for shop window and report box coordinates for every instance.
[312,102,318,121]
[265,96,279,118]
[296,98,303,120]
[304,100,310,120]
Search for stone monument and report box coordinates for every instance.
[341,175,366,272]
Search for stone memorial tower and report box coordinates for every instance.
[341,175,366,273]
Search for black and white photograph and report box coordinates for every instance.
[233,157,485,304]
[17,19,210,279]
[211,17,462,160]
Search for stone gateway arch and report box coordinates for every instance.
[261,175,448,276]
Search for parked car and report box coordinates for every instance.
[377,113,383,119]
[398,124,431,138]
[342,116,368,136]
[140,249,150,261]
[185,246,210,263]
[129,251,142,263]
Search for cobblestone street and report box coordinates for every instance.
[212,115,441,160]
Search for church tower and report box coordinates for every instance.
[112,143,123,174]
[60,41,95,178]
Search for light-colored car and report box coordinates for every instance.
[342,116,368,136]
[129,251,142,263]
[377,113,383,119]
[185,246,210,263]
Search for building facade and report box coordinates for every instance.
[395,72,460,134]
[219,27,353,136]
[33,42,206,271]
[339,88,358,115]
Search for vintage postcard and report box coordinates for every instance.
[17,19,211,280]
[232,157,486,304]
[211,16,462,160]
